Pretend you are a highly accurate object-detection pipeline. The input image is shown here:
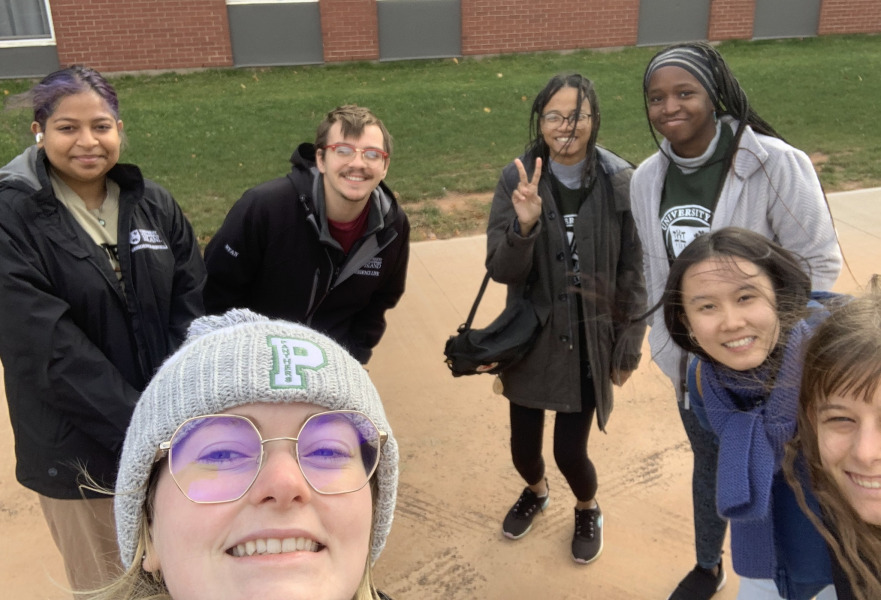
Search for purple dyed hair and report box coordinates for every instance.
[31,66,120,128]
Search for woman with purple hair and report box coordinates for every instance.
[0,66,205,593]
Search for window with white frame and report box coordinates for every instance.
[1,0,54,45]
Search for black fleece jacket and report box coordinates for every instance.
[0,147,206,497]
[203,143,410,363]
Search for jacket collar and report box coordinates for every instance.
[657,117,770,181]
[0,145,43,193]
[7,147,145,210]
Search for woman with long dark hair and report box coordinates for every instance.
[486,72,647,564]
[663,227,838,599]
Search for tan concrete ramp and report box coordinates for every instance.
[2,189,879,599]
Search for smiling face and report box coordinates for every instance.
[680,256,780,371]
[32,90,122,202]
[540,86,593,166]
[317,121,389,221]
[145,402,373,600]
[817,387,881,525]
[646,66,717,158]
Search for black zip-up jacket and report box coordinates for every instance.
[203,143,410,363]
[0,147,206,498]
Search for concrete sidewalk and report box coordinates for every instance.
[368,188,881,599]
[1,189,878,599]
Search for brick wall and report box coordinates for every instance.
[460,0,639,56]
[38,0,881,74]
[49,0,232,72]
[708,0,755,40]
[320,0,379,62]
[819,0,881,34]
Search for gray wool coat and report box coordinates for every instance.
[486,147,648,431]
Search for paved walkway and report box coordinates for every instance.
[368,188,880,599]
[1,189,879,599]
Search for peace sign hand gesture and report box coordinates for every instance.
[511,157,542,236]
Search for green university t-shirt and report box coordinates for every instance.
[658,124,733,261]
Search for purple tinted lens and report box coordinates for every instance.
[169,416,262,502]
[297,412,380,493]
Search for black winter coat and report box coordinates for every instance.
[203,143,410,364]
[0,147,206,497]
[486,148,647,430]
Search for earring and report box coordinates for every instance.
[688,330,698,345]
[712,111,718,124]
[35,132,44,144]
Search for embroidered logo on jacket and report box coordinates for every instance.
[356,257,383,277]
[268,336,327,389]
[129,229,169,252]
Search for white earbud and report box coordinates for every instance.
[35,132,44,144]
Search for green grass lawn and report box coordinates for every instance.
[2,35,879,241]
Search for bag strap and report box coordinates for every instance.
[462,268,537,331]
[462,272,492,331]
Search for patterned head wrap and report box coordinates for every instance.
[644,45,720,106]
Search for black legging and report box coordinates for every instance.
[509,373,598,502]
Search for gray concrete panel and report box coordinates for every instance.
[378,0,461,61]
[753,0,819,40]
[637,0,710,47]
[0,45,59,79]
[228,3,323,67]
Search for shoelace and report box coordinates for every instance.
[575,510,598,538]
[514,490,542,516]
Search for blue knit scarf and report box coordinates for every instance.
[701,319,810,578]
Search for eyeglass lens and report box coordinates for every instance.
[329,144,386,163]
[168,412,381,503]
[542,112,590,125]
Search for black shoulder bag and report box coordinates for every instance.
[443,271,541,377]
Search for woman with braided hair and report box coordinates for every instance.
[629,42,842,599]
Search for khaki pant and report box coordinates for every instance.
[38,495,122,596]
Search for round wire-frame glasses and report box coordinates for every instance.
[157,410,388,504]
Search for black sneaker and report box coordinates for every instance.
[667,563,726,600]
[571,503,603,564]
[502,480,549,539]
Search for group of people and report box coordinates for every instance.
[0,40,877,600]
[486,41,877,600]
[0,66,408,599]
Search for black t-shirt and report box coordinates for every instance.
[550,171,594,282]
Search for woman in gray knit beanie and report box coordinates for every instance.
[93,309,398,600]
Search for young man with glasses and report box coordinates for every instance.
[204,105,410,364]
